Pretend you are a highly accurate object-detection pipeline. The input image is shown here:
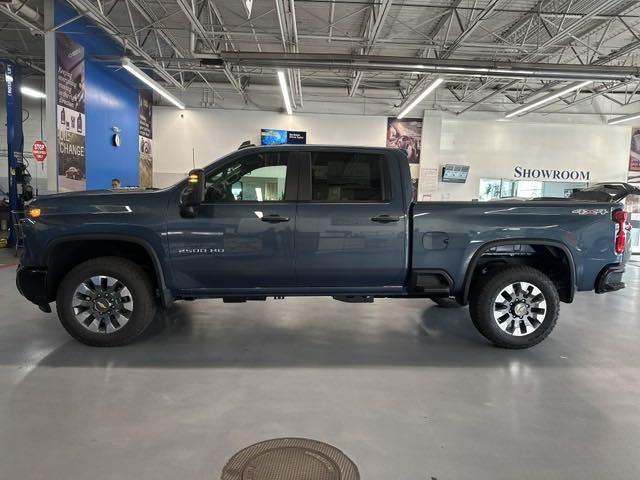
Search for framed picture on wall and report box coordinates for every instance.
[386,118,423,164]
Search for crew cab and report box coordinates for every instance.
[16,145,637,348]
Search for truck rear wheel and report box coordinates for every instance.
[56,257,156,347]
[469,266,559,349]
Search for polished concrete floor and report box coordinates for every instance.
[1,249,640,480]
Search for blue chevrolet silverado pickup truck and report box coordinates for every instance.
[16,145,637,348]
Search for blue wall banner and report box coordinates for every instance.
[56,33,86,192]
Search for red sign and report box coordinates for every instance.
[32,140,47,162]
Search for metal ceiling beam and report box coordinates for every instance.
[0,4,43,34]
[396,0,504,110]
[440,0,503,60]
[175,0,245,97]
[457,0,638,114]
[349,0,393,96]
[66,0,182,89]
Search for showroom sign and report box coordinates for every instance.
[513,166,590,181]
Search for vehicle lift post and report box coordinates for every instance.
[3,61,24,247]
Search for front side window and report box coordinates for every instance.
[204,152,288,202]
[310,152,388,202]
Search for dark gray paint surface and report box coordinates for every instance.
[18,145,624,301]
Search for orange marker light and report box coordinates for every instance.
[27,207,41,218]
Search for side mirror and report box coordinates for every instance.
[180,169,204,217]
[181,169,205,207]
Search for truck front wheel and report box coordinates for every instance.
[469,266,559,349]
[56,257,156,347]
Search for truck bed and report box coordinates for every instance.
[411,200,621,296]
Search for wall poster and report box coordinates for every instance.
[138,90,153,187]
[387,117,423,200]
[628,128,640,214]
[386,118,422,164]
[56,33,85,192]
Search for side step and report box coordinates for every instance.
[222,296,267,303]
[333,295,374,303]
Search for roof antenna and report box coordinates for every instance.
[192,147,195,169]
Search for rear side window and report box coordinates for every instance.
[310,152,389,202]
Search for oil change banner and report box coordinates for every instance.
[56,33,85,191]
[138,90,153,187]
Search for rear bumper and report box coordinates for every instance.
[595,263,626,294]
[16,265,50,307]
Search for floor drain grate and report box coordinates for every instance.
[221,438,360,480]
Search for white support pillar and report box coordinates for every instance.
[418,111,443,200]
[44,0,58,193]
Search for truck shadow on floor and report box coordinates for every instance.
[35,299,567,370]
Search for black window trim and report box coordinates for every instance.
[200,150,299,204]
[297,151,393,204]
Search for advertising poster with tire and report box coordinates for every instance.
[386,117,422,200]
[628,128,640,211]
[56,33,85,192]
[138,90,153,187]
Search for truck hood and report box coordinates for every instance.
[36,187,160,201]
[28,188,167,216]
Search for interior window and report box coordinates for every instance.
[204,152,288,202]
[310,152,387,202]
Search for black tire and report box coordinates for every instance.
[469,266,559,349]
[432,297,463,308]
[56,257,157,347]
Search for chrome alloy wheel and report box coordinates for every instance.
[493,282,547,337]
[71,276,134,334]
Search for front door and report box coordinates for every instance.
[168,150,297,293]
[294,150,407,290]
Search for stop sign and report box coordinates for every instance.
[32,140,47,162]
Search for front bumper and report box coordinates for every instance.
[16,265,50,307]
[595,263,626,294]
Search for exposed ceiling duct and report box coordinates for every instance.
[216,53,640,82]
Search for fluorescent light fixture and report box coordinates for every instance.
[504,80,592,118]
[397,78,444,119]
[277,70,292,115]
[122,57,185,109]
[20,86,46,99]
[607,112,640,125]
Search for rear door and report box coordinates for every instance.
[294,150,408,290]
[167,149,298,291]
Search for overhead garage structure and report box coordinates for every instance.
[3,0,640,117]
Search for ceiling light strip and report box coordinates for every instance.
[20,86,47,99]
[608,113,640,125]
[504,80,592,118]
[277,70,293,115]
[397,78,444,119]
[122,57,185,109]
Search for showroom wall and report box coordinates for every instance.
[152,108,386,186]
[153,107,632,199]
[434,116,632,200]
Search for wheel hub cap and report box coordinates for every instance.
[493,282,546,337]
[72,275,134,334]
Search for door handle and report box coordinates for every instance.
[261,214,290,223]
[371,214,400,223]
